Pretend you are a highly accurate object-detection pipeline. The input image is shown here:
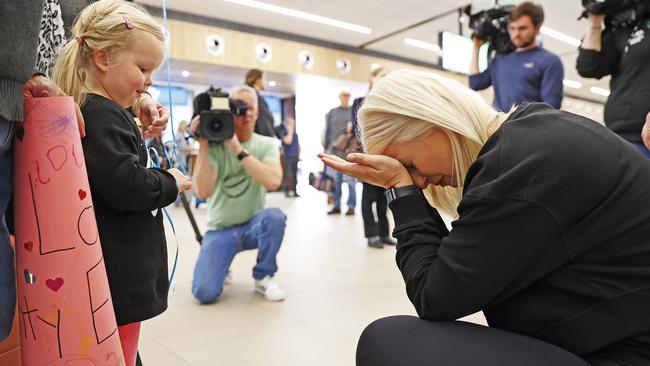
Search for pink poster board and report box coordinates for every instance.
[13,97,124,365]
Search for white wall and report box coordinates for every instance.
[294,74,367,176]
[149,81,208,144]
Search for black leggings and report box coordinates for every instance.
[357,316,590,366]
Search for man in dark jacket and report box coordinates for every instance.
[576,12,650,157]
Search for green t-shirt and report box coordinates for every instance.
[206,133,280,230]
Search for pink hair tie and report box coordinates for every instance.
[74,36,84,45]
[123,15,134,29]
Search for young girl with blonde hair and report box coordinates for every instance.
[321,69,650,365]
[54,1,191,364]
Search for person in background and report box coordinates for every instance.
[147,136,169,169]
[323,89,357,215]
[245,68,276,138]
[352,66,397,249]
[175,120,192,168]
[281,117,300,197]
[576,11,650,157]
[171,120,193,207]
[469,1,564,111]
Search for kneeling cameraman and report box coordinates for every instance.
[577,2,650,157]
[190,85,287,303]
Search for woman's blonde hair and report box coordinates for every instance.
[358,69,508,217]
[53,0,164,106]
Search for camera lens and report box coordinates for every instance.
[199,110,234,142]
[210,119,224,133]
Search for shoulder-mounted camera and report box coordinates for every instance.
[580,0,650,30]
[192,87,248,142]
[465,3,517,55]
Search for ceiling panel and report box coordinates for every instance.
[153,59,297,96]
[365,11,461,65]
[143,0,613,101]
[141,0,467,47]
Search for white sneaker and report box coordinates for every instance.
[254,275,286,301]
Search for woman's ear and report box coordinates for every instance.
[91,50,109,72]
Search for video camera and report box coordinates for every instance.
[580,0,650,29]
[192,87,248,142]
[465,3,516,54]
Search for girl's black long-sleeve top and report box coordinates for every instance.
[81,94,178,325]
[390,103,650,359]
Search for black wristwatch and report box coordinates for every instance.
[385,185,422,205]
[236,148,251,161]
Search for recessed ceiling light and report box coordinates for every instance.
[298,50,315,70]
[181,70,190,77]
[268,80,277,87]
[562,79,582,89]
[590,86,611,97]
[224,0,371,34]
[540,26,581,47]
[404,38,441,53]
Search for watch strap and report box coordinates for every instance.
[236,148,250,161]
[385,185,422,205]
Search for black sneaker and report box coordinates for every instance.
[327,207,341,215]
[380,236,397,245]
[367,237,384,249]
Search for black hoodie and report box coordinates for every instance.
[390,103,650,360]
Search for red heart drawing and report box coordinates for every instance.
[45,277,64,292]
[78,189,87,200]
[24,241,33,252]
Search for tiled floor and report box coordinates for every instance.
[139,184,486,365]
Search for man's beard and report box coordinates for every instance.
[516,37,535,48]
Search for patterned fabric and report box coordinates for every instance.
[36,0,66,77]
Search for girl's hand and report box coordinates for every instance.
[318,152,413,189]
[167,168,192,193]
[137,96,169,139]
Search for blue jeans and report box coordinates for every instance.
[0,123,15,341]
[192,208,286,304]
[631,142,650,158]
[333,172,357,210]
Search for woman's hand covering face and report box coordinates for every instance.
[319,152,414,189]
